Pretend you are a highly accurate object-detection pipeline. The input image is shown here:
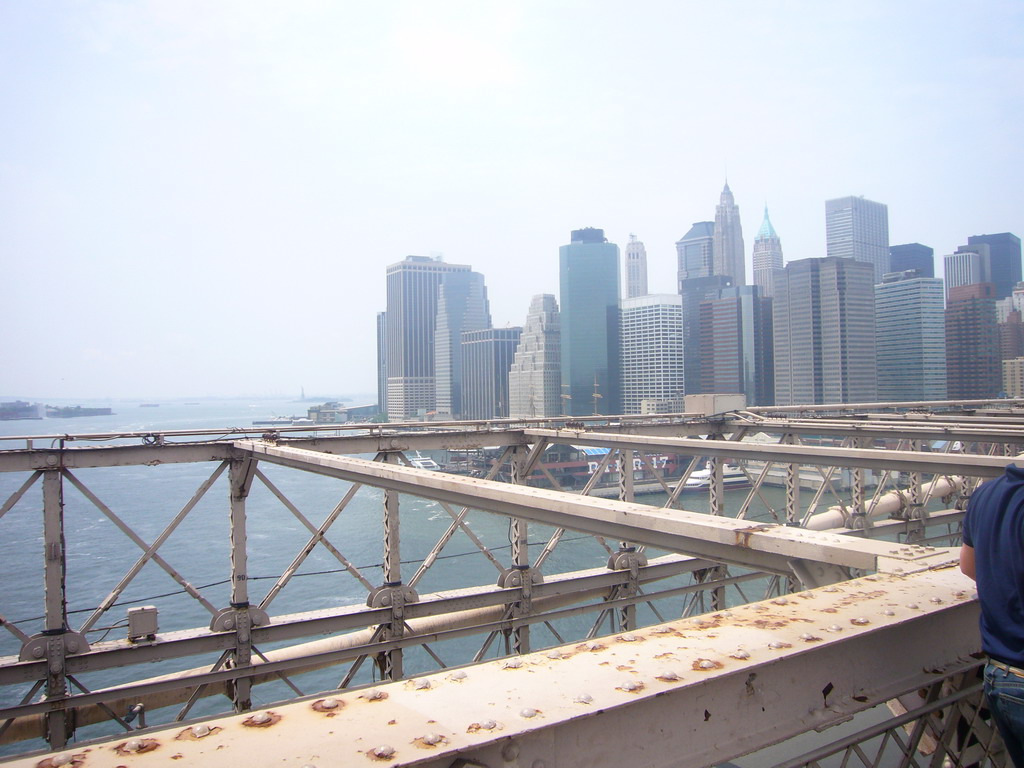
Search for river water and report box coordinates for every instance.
[0,397,832,757]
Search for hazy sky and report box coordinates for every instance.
[2,1,1021,400]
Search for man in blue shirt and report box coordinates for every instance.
[961,463,1024,767]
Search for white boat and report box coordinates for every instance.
[409,452,441,471]
[677,462,750,491]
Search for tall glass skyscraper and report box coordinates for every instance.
[676,222,715,287]
[825,196,890,283]
[874,271,946,402]
[773,257,877,405]
[382,256,472,420]
[559,228,621,416]
[434,271,491,418]
[889,243,934,278]
[967,232,1022,300]
[460,327,522,420]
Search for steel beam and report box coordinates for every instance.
[2,567,980,768]
[235,441,955,577]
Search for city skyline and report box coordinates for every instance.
[2,3,1022,399]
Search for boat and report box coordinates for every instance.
[409,452,441,471]
[139,403,160,408]
[676,461,750,491]
[252,416,316,427]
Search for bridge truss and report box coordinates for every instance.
[0,399,1021,766]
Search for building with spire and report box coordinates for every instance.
[508,294,562,418]
[560,228,621,416]
[624,235,648,299]
[825,196,890,283]
[713,182,745,285]
[751,206,783,297]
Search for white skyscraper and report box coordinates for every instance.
[943,244,992,301]
[619,294,685,415]
[825,196,890,283]
[508,294,562,418]
[751,206,783,297]
[624,234,648,299]
[713,182,745,285]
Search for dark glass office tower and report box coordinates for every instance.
[889,243,934,278]
[559,228,621,416]
[967,233,1021,300]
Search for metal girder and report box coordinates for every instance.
[235,441,954,578]
[2,567,980,768]
[525,428,1016,477]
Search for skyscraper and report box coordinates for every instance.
[376,311,387,413]
[751,206,783,298]
[461,327,522,420]
[945,283,1000,399]
[624,234,649,299]
[676,222,715,286]
[383,255,472,420]
[967,232,1022,300]
[713,182,745,285]
[825,196,890,283]
[773,257,877,405]
[680,275,733,397]
[619,294,685,415]
[508,294,562,418]
[944,245,991,302]
[874,271,946,402]
[560,228,621,416]
[699,285,774,406]
[433,271,491,418]
[889,243,934,278]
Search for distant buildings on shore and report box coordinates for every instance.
[375,186,1022,420]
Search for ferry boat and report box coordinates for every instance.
[409,452,441,470]
[677,461,750,491]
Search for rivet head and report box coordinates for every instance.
[698,659,717,670]
[250,712,272,725]
[320,698,340,710]
[882,608,895,616]
[584,641,603,651]
[772,597,789,605]
[448,670,468,681]
[619,633,641,642]
[930,597,944,604]
[826,624,843,633]
[51,754,74,766]
[657,670,680,681]
[907,603,919,610]
[371,744,395,758]
[191,724,212,738]
[503,658,523,669]
[125,738,145,752]
[420,733,443,746]
[520,707,539,718]
[479,719,498,730]
[851,617,870,625]
[573,693,593,704]
[731,650,751,660]
[651,626,674,634]
[413,679,431,690]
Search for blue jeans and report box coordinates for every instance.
[985,661,1024,768]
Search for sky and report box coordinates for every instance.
[1,1,1022,401]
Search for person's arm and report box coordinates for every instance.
[960,544,976,581]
